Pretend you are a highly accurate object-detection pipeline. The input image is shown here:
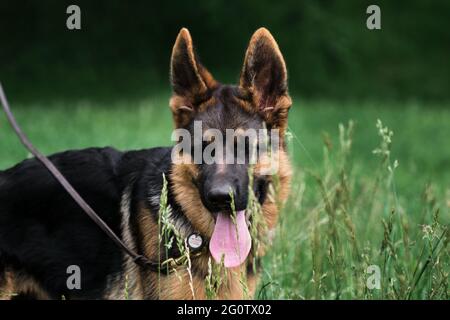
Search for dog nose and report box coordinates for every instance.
[207,183,235,208]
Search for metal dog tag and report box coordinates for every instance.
[187,233,203,251]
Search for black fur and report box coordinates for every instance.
[0,147,174,299]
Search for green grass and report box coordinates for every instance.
[0,95,448,299]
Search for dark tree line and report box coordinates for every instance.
[1,0,449,101]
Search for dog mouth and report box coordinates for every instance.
[209,210,252,268]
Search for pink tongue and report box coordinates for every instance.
[209,210,252,268]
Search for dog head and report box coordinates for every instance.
[169,28,292,267]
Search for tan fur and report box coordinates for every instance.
[132,203,258,299]
[0,270,50,300]
[144,258,256,300]
[164,148,291,299]
[170,153,216,237]
[104,188,144,299]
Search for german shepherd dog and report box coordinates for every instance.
[0,28,292,299]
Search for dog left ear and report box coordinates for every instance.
[239,28,291,131]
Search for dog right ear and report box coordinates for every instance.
[170,28,217,127]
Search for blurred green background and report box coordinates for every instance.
[1,0,450,102]
[0,1,449,299]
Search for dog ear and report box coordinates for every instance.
[170,28,217,101]
[239,28,291,131]
[170,28,217,127]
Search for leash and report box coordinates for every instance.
[0,83,203,274]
